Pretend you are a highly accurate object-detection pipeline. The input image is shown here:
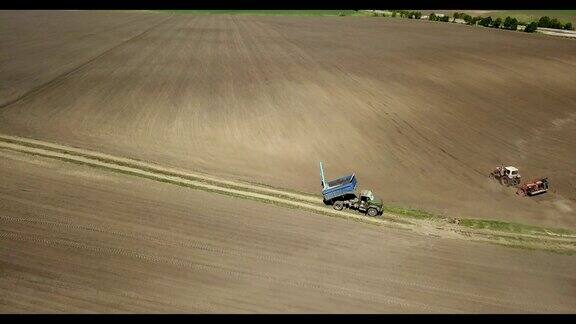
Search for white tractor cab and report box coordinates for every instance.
[503,166,519,178]
[490,165,521,186]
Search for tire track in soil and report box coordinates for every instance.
[0,213,553,312]
[0,249,216,313]
[0,14,175,110]
[1,13,151,61]
[0,230,442,313]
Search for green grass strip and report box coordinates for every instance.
[459,218,575,237]
[382,205,447,221]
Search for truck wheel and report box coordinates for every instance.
[333,201,344,211]
[367,208,379,217]
[500,177,509,186]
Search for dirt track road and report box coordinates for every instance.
[1,148,576,313]
[1,133,575,252]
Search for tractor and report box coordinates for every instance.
[489,165,521,187]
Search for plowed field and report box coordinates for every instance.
[2,11,575,228]
[1,11,575,313]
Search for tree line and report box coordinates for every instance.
[451,12,573,32]
[385,11,575,33]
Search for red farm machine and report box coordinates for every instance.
[489,165,549,197]
[516,177,550,196]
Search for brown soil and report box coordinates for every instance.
[2,12,575,230]
[1,149,575,313]
[1,11,576,312]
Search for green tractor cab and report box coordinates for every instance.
[358,190,383,216]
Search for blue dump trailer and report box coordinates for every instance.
[320,161,357,203]
[319,162,383,217]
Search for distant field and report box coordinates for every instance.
[166,10,364,17]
